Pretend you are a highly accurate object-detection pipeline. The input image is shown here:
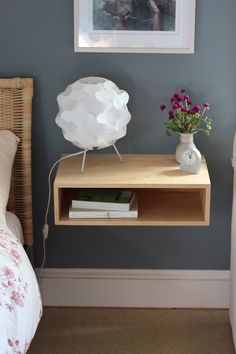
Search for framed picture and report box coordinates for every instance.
[74,0,196,53]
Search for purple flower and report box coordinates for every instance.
[173,103,180,110]
[174,93,183,102]
[162,90,212,137]
[193,105,201,113]
[169,111,174,120]
[176,95,183,102]
[160,104,166,111]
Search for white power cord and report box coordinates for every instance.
[38,151,84,282]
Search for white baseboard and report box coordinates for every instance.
[35,268,230,308]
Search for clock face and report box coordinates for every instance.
[182,150,198,166]
[180,148,201,174]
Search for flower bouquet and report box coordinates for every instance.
[160,89,212,136]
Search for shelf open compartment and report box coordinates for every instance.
[54,187,210,226]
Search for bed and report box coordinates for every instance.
[0,78,42,353]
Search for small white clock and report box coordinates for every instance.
[180,147,201,174]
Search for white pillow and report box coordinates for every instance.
[5,211,24,244]
[0,130,19,225]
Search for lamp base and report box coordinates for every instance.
[80,144,124,173]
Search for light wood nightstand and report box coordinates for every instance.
[53,154,211,226]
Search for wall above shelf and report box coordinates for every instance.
[53,154,211,226]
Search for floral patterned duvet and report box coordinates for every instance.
[0,225,42,354]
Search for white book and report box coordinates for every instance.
[69,198,138,219]
[69,209,108,218]
[108,209,138,218]
[72,189,135,211]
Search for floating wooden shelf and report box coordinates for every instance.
[53,154,211,226]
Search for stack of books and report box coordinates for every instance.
[69,189,138,219]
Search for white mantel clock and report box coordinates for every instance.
[180,147,201,174]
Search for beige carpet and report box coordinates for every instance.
[28,308,235,354]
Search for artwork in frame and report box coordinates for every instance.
[74,0,196,53]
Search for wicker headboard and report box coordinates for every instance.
[0,78,33,246]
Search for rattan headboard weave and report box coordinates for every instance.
[0,78,33,246]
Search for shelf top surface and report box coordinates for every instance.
[54,154,211,188]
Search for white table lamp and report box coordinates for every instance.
[55,77,131,172]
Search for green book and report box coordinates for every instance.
[72,189,135,211]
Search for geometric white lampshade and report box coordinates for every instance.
[55,77,131,150]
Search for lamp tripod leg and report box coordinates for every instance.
[113,144,124,163]
[80,149,87,173]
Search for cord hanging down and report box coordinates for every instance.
[39,150,84,281]
[39,146,124,281]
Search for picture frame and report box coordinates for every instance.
[74,0,196,54]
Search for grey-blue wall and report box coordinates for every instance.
[1,0,236,269]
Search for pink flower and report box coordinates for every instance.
[176,95,183,102]
[204,102,209,108]
[10,290,24,307]
[193,105,201,113]
[160,104,166,111]
[3,266,14,278]
[6,303,14,312]
[173,93,182,101]
[173,103,180,110]
[8,339,14,347]
[10,249,21,266]
[168,111,174,120]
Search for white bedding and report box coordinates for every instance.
[0,223,42,353]
[5,212,24,245]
